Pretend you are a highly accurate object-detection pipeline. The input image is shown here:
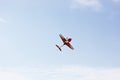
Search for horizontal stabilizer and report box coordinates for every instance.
[56,44,62,51]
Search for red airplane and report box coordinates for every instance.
[56,34,74,51]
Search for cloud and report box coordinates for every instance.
[0,71,27,80]
[70,0,102,11]
[51,65,120,80]
[113,0,120,3]
[0,18,7,23]
[1,65,120,80]
[107,11,120,20]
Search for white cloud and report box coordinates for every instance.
[113,0,120,3]
[107,11,120,20]
[1,65,120,80]
[51,65,120,80]
[70,0,102,11]
[0,71,28,80]
[0,18,7,23]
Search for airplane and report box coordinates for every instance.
[56,34,74,51]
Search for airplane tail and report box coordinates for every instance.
[56,44,62,51]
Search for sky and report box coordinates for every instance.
[0,0,120,80]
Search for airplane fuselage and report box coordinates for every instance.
[64,38,72,44]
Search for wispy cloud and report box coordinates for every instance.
[107,11,120,20]
[112,0,120,3]
[0,71,28,80]
[0,18,7,23]
[1,65,120,80]
[70,0,102,11]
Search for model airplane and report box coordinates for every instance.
[56,34,74,51]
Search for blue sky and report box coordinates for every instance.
[0,0,120,80]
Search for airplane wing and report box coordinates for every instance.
[59,34,66,43]
[66,43,74,50]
